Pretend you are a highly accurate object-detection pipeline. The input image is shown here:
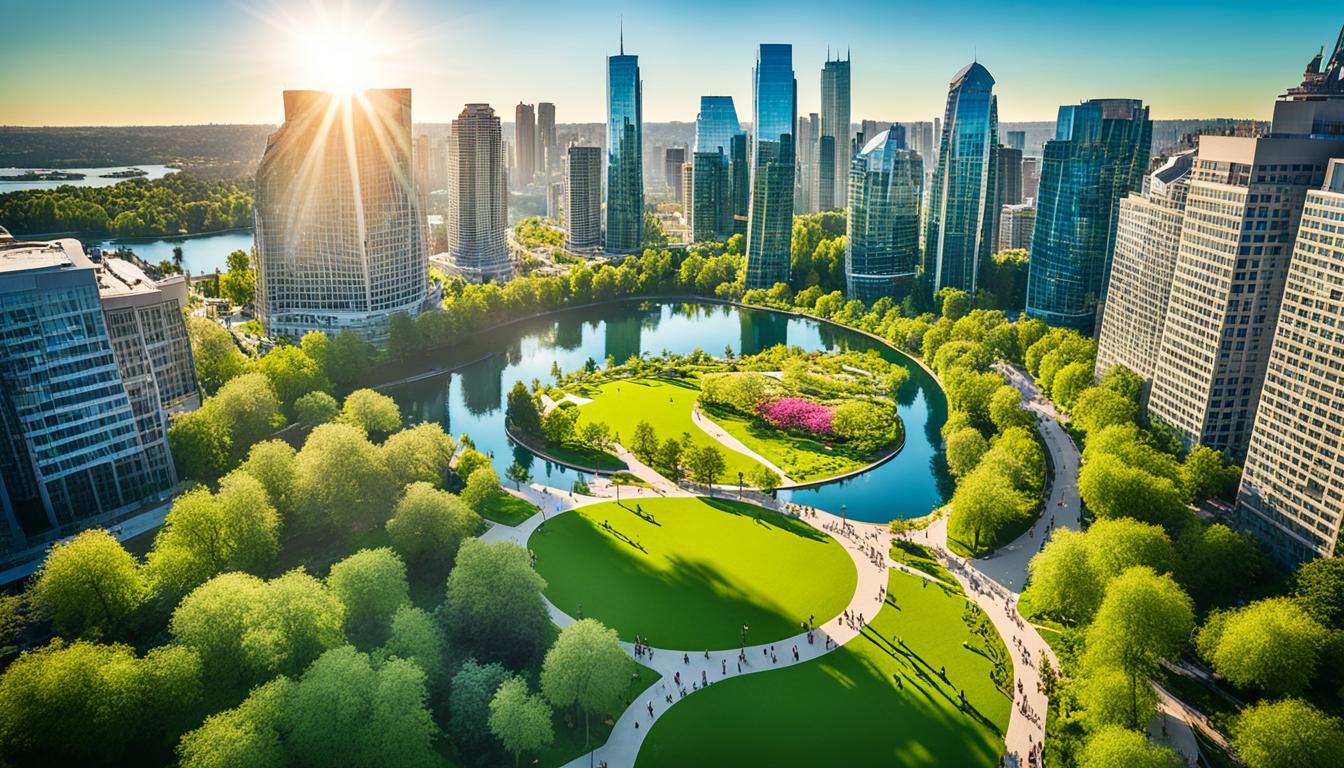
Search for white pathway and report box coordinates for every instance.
[689,404,792,484]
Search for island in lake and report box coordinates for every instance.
[99,168,148,179]
[0,170,87,182]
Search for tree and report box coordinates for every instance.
[1051,361,1095,410]
[186,316,247,395]
[145,472,281,598]
[219,249,255,307]
[540,619,633,748]
[1078,454,1186,529]
[1294,555,1344,629]
[989,385,1034,432]
[1233,698,1344,768]
[489,677,555,768]
[327,548,410,647]
[210,371,286,460]
[451,658,512,759]
[177,677,289,768]
[685,444,727,485]
[251,345,330,416]
[0,594,25,657]
[749,464,780,493]
[1079,668,1159,731]
[1099,365,1145,403]
[506,381,542,436]
[656,436,685,479]
[339,388,402,440]
[295,390,339,425]
[947,466,1032,553]
[1196,598,1326,696]
[1072,387,1139,435]
[630,420,659,461]
[383,422,456,488]
[32,529,147,640]
[0,641,203,767]
[455,448,492,485]
[1084,517,1179,585]
[388,312,420,361]
[379,605,448,693]
[945,427,988,477]
[168,407,233,481]
[541,406,577,446]
[444,539,550,669]
[940,289,972,321]
[292,423,396,532]
[237,439,297,514]
[505,461,532,490]
[1083,567,1193,730]
[1023,530,1103,626]
[1179,445,1239,503]
[1079,726,1182,768]
[578,420,612,451]
[1176,522,1268,610]
[386,483,482,571]
[324,329,374,393]
[462,466,504,512]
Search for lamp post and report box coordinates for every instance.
[841,503,847,532]
[738,471,743,499]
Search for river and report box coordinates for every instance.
[93,230,255,275]
[383,301,953,524]
[0,164,179,192]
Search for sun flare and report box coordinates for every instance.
[301,25,377,95]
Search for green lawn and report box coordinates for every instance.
[635,570,1011,768]
[571,378,766,481]
[516,429,627,472]
[705,403,871,483]
[529,497,855,649]
[891,539,960,589]
[480,491,538,526]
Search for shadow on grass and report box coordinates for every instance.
[700,497,831,544]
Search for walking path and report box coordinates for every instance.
[1150,682,1205,766]
[690,404,792,484]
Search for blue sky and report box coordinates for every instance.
[0,0,1338,125]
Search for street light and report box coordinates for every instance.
[841,503,847,531]
[738,471,743,499]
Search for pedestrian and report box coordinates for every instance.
[722,659,726,675]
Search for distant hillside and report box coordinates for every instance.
[0,125,274,174]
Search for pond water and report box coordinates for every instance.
[0,164,179,192]
[383,301,952,524]
[93,230,255,275]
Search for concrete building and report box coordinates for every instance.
[566,144,603,251]
[1094,150,1194,387]
[796,113,819,214]
[514,102,536,189]
[446,103,510,282]
[254,89,431,342]
[820,53,852,214]
[998,202,1037,252]
[1021,156,1041,202]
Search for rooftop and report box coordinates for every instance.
[0,238,89,276]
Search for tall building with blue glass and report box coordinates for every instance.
[846,129,923,302]
[820,53,851,212]
[744,44,797,290]
[925,62,999,296]
[692,96,743,243]
[1025,98,1151,330]
[605,40,643,253]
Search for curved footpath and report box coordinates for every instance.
[689,404,792,484]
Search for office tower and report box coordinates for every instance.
[998,202,1036,251]
[414,134,432,212]
[1021,156,1042,201]
[845,129,923,302]
[0,238,194,556]
[255,89,430,341]
[444,104,509,282]
[537,102,557,179]
[730,133,750,235]
[566,144,603,250]
[693,96,742,242]
[925,62,999,295]
[796,114,818,213]
[1239,159,1344,562]
[1006,130,1026,151]
[665,146,687,200]
[681,162,694,235]
[817,135,837,210]
[821,52,852,213]
[1147,37,1344,459]
[744,44,798,290]
[606,38,643,252]
[1095,150,1194,386]
[514,103,536,189]
[1025,99,1151,330]
[997,145,1023,207]
[907,121,935,163]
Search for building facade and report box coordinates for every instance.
[606,44,644,253]
[998,202,1037,252]
[692,96,743,243]
[664,146,687,200]
[537,102,557,181]
[845,129,923,302]
[1006,130,1026,151]
[744,44,798,290]
[820,53,851,213]
[446,103,510,282]
[925,62,999,296]
[796,113,819,214]
[1025,98,1151,330]
[730,133,750,236]
[514,103,536,189]
[566,144,603,251]
[254,89,430,341]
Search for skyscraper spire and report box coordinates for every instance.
[620,16,624,55]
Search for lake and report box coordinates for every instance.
[0,164,179,192]
[94,230,255,275]
[383,301,953,524]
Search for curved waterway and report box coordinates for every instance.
[382,301,953,523]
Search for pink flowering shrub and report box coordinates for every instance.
[758,398,834,436]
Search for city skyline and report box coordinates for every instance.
[1,1,1339,127]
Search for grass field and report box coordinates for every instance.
[705,404,869,483]
[634,570,1011,768]
[570,378,765,480]
[479,491,538,526]
[528,497,855,649]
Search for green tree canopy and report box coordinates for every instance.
[540,619,634,748]
[237,438,297,515]
[292,423,396,532]
[177,676,289,768]
[251,345,330,417]
[383,422,456,488]
[32,529,147,640]
[326,548,410,647]
[506,381,543,436]
[295,390,339,426]
[339,388,402,440]
[186,316,248,395]
[444,539,550,669]
[1232,698,1344,768]
[462,466,504,513]
[1079,726,1182,768]
[1294,555,1344,629]
[945,426,988,478]
[1196,597,1327,696]
[386,482,482,572]
[451,658,512,760]
[489,676,555,768]
[378,605,448,693]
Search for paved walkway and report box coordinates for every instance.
[690,404,791,484]
[1150,682,1204,767]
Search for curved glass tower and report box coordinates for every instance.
[744,44,797,291]
[605,43,643,253]
[692,96,743,243]
[925,62,998,296]
[1026,98,1151,330]
[846,129,923,303]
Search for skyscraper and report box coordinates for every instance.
[255,89,430,341]
[1094,149,1194,386]
[795,114,818,214]
[925,62,999,295]
[744,44,797,290]
[820,52,852,213]
[514,103,536,189]
[845,129,923,302]
[664,146,687,200]
[1025,98,1151,330]
[566,144,603,251]
[730,133,750,236]
[446,103,510,282]
[1006,130,1026,151]
[1239,158,1344,562]
[537,102,557,180]
[994,144,1023,252]
[693,96,743,242]
[817,135,837,211]
[606,38,643,252]
[907,121,936,164]
[998,202,1036,251]
[1021,156,1042,201]
[1147,37,1344,458]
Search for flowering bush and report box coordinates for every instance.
[758,398,834,436]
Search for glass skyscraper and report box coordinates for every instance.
[1025,98,1151,330]
[846,129,923,303]
[925,62,999,296]
[820,54,851,212]
[730,133,750,236]
[692,96,742,243]
[605,43,643,253]
[744,44,797,290]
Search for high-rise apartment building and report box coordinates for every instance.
[1147,42,1344,459]
[606,40,644,252]
[254,89,430,341]
[998,202,1037,252]
[1094,150,1194,386]
[537,102,557,180]
[693,96,743,242]
[514,103,536,189]
[845,129,923,302]
[1025,98,1151,330]
[1022,156,1042,201]
[1239,158,1344,562]
[925,62,999,295]
[664,146,687,200]
[446,103,510,282]
[744,44,798,290]
[566,144,603,251]
[796,113,819,214]
[820,53,852,214]
[997,145,1023,208]
[817,135,837,211]
[1006,130,1026,151]
[730,133,750,236]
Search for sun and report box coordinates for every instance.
[301,24,377,94]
